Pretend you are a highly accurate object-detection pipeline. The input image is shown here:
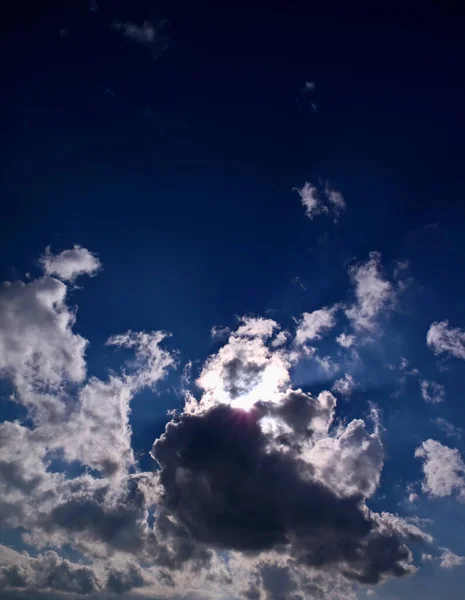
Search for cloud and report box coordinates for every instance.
[196,318,290,410]
[111,19,169,57]
[345,252,395,332]
[0,276,87,417]
[332,374,356,396]
[439,548,465,569]
[0,249,442,599]
[420,380,446,404]
[294,181,346,222]
[0,544,152,596]
[39,245,101,282]
[415,439,465,501]
[152,399,427,586]
[336,333,357,348]
[295,306,338,345]
[433,418,462,440]
[427,320,465,360]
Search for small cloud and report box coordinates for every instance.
[89,0,98,12]
[40,245,101,283]
[422,553,434,562]
[427,320,465,360]
[332,374,356,396]
[111,18,169,58]
[345,252,395,333]
[211,325,232,340]
[420,380,446,404]
[105,87,116,98]
[295,306,338,345]
[336,333,357,348]
[415,439,465,502]
[433,417,462,440]
[60,28,68,37]
[303,81,316,92]
[294,181,346,222]
[439,549,465,569]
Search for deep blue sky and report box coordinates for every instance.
[1,2,465,599]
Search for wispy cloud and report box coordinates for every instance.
[294,180,346,222]
[427,320,465,360]
[111,18,169,57]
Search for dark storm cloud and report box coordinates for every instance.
[152,403,425,584]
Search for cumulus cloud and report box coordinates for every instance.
[0,249,439,599]
[420,380,446,404]
[153,399,426,586]
[345,252,395,332]
[196,318,289,410]
[415,439,465,501]
[427,320,465,360]
[294,181,346,222]
[39,246,101,282]
[0,276,87,416]
[295,306,338,345]
[439,548,465,569]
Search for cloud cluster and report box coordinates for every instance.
[294,181,346,222]
[0,245,452,599]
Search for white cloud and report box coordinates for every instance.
[415,439,465,501]
[294,181,346,221]
[427,320,465,360]
[40,245,101,282]
[0,277,87,411]
[439,549,465,569]
[307,417,383,498]
[345,252,394,332]
[295,306,338,345]
[332,373,356,396]
[336,332,357,348]
[420,380,446,404]
[196,319,290,410]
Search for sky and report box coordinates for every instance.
[1,1,465,599]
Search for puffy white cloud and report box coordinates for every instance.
[39,246,101,282]
[345,252,394,332]
[439,549,465,569]
[0,277,87,417]
[306,417,383,498]
[295,306,338,345]
[427,320,465,360]
[415,439,465,501]
[294,181,346,221]
[420,380,446,404]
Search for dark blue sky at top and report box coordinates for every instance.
[1,0,465,540]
